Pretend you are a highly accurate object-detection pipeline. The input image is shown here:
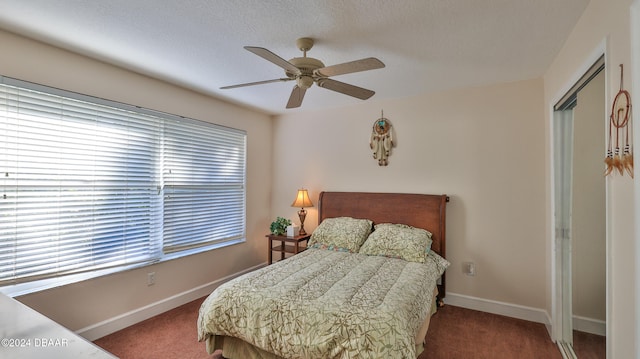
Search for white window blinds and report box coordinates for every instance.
[162,117,246,253]
[0,77,246,287]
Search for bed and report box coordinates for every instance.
[198,191,449,359]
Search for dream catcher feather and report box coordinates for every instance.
[605,64,633,178]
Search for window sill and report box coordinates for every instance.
[0,238,245,298]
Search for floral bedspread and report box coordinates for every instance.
[197,248,449,359]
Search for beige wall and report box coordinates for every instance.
[0,29,273,331]
[272,79,548,309]
[633,0,640,352]
[543,0,636,356]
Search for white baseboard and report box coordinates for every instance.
[77,276,605,342]
[444,293,605,338]
[443,292,551,327]
[573,315,606,336]
[76,263,265,341]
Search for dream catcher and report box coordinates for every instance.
[370,110,394,166]
[605,64,633,178]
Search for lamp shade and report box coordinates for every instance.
[291,189,314,208]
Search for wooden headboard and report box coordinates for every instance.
[317,191,449,297]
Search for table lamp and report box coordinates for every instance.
[291,189,313,236]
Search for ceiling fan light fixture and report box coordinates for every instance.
[297,76,314,89]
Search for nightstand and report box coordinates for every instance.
[266,233,311,264]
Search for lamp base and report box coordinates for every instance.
[298,208,307,236]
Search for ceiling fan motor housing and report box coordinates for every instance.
[287,56,324,89]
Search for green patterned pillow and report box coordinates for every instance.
[308,217,373,252]
[359,223,433,263]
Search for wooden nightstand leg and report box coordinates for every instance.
[280,240,285,261]
[268,237,273,264]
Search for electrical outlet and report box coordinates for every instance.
[147,272,156,286]
[462,262,476,276]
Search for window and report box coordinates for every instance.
[0,76,246,291]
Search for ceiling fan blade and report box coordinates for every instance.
[244,46,301,75]
[220,78,292,89]
[286,86,306,109]
[316,78,375,100]
[314,57,385,77]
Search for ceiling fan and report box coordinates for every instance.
[221,37,385,109]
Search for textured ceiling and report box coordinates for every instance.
[0,0,590,115]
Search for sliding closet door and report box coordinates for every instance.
[553,108,574,346]
[571,69,606,341]
[553,58,606,358]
